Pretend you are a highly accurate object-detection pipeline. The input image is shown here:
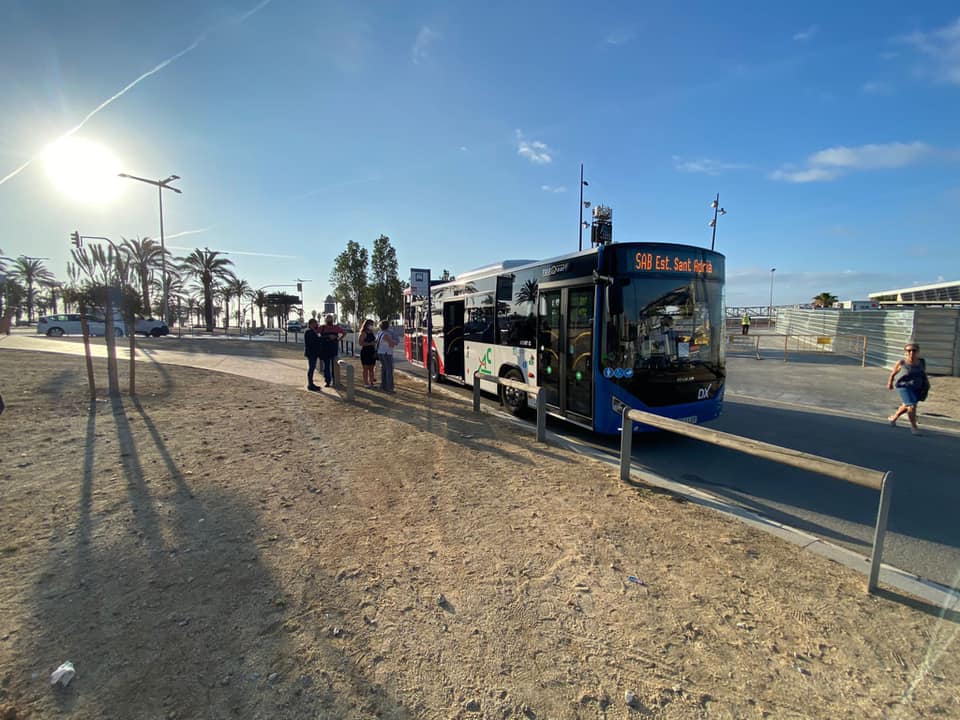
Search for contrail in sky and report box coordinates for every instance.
[0,0,275,188]
[168,244,298,260]
[162,226,215,240]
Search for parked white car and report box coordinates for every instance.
[37,313,126,337]
[135,317,169,337]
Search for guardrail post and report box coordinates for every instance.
[867,471,894,594]
[337,361,354,401]
[619,408,633,481]
[784,333,788,362]
[473,373,481,412]
[535,388,546,442]
[861,336,867,367]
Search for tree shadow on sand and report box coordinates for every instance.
[16,395,414,720]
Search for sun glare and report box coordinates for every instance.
[42,136,123,205]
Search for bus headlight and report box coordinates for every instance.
[611,397,628,416]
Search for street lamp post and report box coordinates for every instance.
[578,164,590,252]
[769,268,776,322]
[709,193,727,252]
[118,172,181,325]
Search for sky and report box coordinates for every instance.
[1,0,958,312]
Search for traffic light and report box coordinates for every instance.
[297,282,302,293]
[70,230,82,248]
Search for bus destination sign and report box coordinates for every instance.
[634,251,716,276]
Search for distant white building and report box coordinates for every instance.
[837,300,879,310]
[869,281,960,308]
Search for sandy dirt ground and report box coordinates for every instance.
[0,348,958,720]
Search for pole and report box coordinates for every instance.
[710,193,719,251]
[578,163,584,252]
[769,268,776,319]
[158,185,168,325]
[427,269,433,395]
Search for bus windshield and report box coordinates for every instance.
[601,276,724,405]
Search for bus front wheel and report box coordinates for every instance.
[429,351,442,383]
[499,368,527,416]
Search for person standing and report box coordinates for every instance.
[319,315,344,387]
[376,319,398,392]
[741,313,751,335]
[358,319,377,388]
[887,342,928,435]
[303,318,322,391]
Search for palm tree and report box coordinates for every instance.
[219,285,235,330]
[227,277,252,328]
[11,256,56,323]
[120,237,164,316]
[812,292,838,309]
[178,248,234,332]
[253,289,268,328]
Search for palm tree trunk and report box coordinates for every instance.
[78,300,97,400]
[104,292,121,397]
[127,305,137,396]
[140,267,151,316]
[204,282,214,332]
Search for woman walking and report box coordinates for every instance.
[358,319,377,388]
[887,341,928,435]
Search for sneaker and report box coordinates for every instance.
[911,427,922,436]
[308,384,321,391]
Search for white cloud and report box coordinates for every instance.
[771,141,945,182]
[412,26,439,64]
[515,129,553,164]
[897,17,960,85]
[769,167,841,183]
[459,146,468,152]
[861,80,893,94]
[605,28,636,46]
[793,25,819,41]
[540,185,566,193]
[672,156,748,175]
[809,142,934,169]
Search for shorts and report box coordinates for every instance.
[896,386,918,406]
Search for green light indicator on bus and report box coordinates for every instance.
[575,370,583,381]
[546,366,552,375]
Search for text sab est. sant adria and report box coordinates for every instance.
[634,253,713,275]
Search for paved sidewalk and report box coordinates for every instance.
[3,333,958,432]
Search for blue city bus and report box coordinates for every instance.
[403,242,726,434]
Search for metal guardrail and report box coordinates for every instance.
[727,334,760,359]
[472,373,546,443]
[618,408,894,594]
[781,334,867,367]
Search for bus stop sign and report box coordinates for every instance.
[410,268,430,297]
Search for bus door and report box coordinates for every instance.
[443,300,465,379]
[537,285,594,423]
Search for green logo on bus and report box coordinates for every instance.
[477,347,493,375]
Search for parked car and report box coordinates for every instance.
[37,313,126,337]
[286,321,304,333]
[135,317,169,337]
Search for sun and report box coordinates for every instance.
[42,136,123,205]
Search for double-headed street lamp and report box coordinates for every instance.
[709,193,727,251]
[118,172,181,324]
